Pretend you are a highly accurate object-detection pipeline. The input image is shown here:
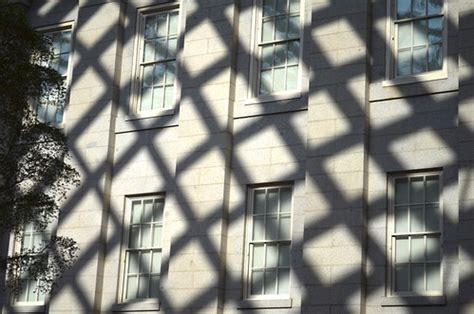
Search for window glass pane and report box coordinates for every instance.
[411,236,425,262]
[427,0,443,15]
[395,238,409,263]
[152,251,162,273]
[164,86,174,108]
[280,187,292,213]
[274,43,286,67]
[52,33,61,54]
[263,0,275,17]
[253,244,265,268]
[411,264,425,292]
[428,44,442,71]
[261,45,273,69]
[266,244,278,267]
[412,0,426,17]
[165,61,176,84]
[425,204,440,231]
[144,40,155,62]
[425,176,440,203]
[262,19,273,42]
[140,88,152,111]
[413,20,427,45]
[264,270,277,294]
[426,236,440,260]
[410,177,424,203]
[278,269,290,294]
[128,252,139,274]
[267,189,279,213]
[253,216,265,240]
[395,206,409,233]
[428,17,443,44]
[22,235,32,250]
[397,49,411,76]
[260,69,272,95]
[410,205,424,232]
[126,276,138,299]
[289,0,300,13]
[153,225,162,246]
[143,66,154,88]
[426,263,441,291]
[169,12,179,36]
[251,270,263,295]
[279,214,291,239]
[275,16,286,40]
[273,67,286,92]
[413,46,427,74]
[275,0,287,14]
[143,200,154,223]
[153,63,165,85]
[59,53,69,76]
[398,23,412,49]
[152,87,164,109]
[130,226,140,248]
[168,38,178,58]
[286,65,298,90]
[138,275,148,298]
[254,190,266,214]
[397,0,412,19]
[279,244,290,266]
[155,39,167,60]
[18,279,28,302]
[27,279,38,302]
[287,41,299,64]
[141,251,151,273]
[145,16,156,39]
[154,199,164,222]
[288,15,299,38]
[141,225,151,247]
[150,275,160,297]
[61,31,71,52]
[265,215,278,240]
[156,14,168,37]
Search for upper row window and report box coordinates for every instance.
[390,0,445,79]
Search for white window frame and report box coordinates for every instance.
[36,21,75,128]
[130,4,181,118]
[9,218,58,306]
[384,0,448,86]
[118,194,165,303]
[247,0,304,104]
[243,184,293,300]
[387,171,444,297]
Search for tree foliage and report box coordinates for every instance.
[0,1,80,295]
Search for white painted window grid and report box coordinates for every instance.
[253,0,302,97]
[36,27,73,126]
[121,196,164,301]
[245,185,293,299]
[389,0,446,79]
[135,7,179,113]
[388,172,443,296]
[12,220,55,304]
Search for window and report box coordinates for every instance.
[391,0,445,78]
[13,221,53,304]
[122,196,164,301]
[256,0,301,96]
[390,173,442,295]
[135,8,179,112]
[37,28,72,125]
[246,186,292,298]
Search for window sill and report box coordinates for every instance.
[244,91,302,106]
[381,295,446,307]
[115,108,178,133]
[111,299,160,312]
[237,298,292,309]
[4,303,45,313]
[382,70,448,87]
